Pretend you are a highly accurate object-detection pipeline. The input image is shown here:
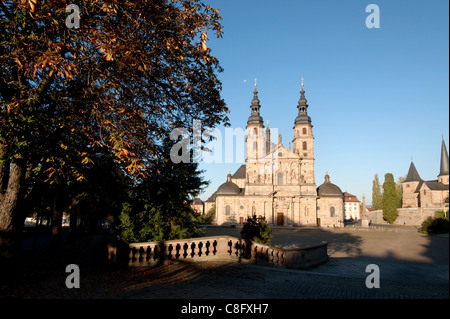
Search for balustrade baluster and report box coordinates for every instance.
[168,244,173,259]
[153,244,159,261]
[205,241,210,256]
[198,242,203,257]
[241,241,245,258]
[212,240,218,255]
[175,243,181,259]
[148,245,153,261]
[252,245,257,260]
[129,247,135,264]
[235,241,239,257]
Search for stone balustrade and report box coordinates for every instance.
[126,236,328,270]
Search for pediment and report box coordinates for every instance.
[262,144,299,160]
[277,145,298,158]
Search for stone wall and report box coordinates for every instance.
[365,206,447,226]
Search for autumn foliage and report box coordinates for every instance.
[0,0,228,270]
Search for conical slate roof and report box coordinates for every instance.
[404,161,423,182]
[439,138,449,176]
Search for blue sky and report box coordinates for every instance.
[196,0,449,205]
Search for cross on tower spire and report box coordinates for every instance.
[294,77,311,125]
[247,78,264,126]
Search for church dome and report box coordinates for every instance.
[317,172,343,197]
[247,113,264,126]
[216,173,241,195]
[294,113,311,125]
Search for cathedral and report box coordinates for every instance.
[205,81,345,227]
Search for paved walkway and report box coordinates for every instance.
[113,259,448,299]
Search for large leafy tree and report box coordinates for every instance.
[0,0,228,273]
[116,140,208,244]
[371,174,382,210]
[382,173,401,224]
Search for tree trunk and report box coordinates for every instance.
[50,193,63,252]
[0,159,9,197]
[0,153,26,284]
[68,211,78,242]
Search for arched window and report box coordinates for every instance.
[226,205,231,216]
[330,206,336,217]
[302,128,307,135]
[302,141,307,150]
[277,172,283,185]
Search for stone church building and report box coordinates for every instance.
[402,138,449,208]
[206,82,344,227]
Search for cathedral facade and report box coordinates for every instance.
[206,82,344,228]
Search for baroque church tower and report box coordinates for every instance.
[292,79,316,194]
[245,80,265,185]
[246,80,264,161]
